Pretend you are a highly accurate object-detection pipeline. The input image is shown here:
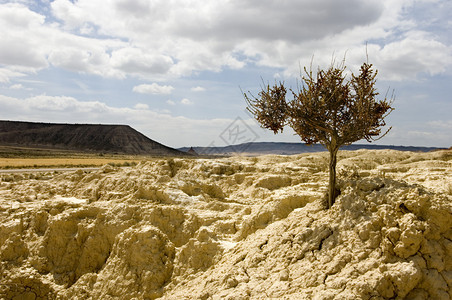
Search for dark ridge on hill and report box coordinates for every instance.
[0,120,185,156]
[179,142,445,156]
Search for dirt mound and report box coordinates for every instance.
[0,120,184,155]
[0,150,451,299]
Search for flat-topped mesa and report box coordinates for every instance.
[0,120,184,156]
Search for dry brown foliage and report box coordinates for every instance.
[245,61,394,208]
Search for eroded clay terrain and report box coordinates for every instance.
[0,150,451,299]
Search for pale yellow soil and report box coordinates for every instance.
[0,149,451,299]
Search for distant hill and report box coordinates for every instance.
[179,142,445,156]
[0,120,184,156]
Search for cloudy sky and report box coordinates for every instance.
[0,0,451,148]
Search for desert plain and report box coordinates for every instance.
[0,149,451,299]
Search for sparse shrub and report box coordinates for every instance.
[245,58,394,208]
[121,161,137,167]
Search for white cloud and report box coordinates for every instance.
[0,2,175,81]
[23,95,109,113]
[370,31,452,81]
[191,86,206,92]
[9,84,24,90]
[0,0,449,83]
[133,83,174,95]
[134,103,149,110]
[110,47,174,79]
[43,0,400,78]
[0,68,24,83]
[0,3,48,69]
[428,120,452,129]
[181,98,193,105]
[0,3,125,81]
[166,99,176,106]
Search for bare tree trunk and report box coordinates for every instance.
[327,148,338,209]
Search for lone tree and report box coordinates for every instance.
[245,60,394,209]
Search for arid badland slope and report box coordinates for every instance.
[0,149,451,299]
[0,120,184,156]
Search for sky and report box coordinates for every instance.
[0,0,451,149]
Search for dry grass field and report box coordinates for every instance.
[0,145,155,169]
[0,157,139,169]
